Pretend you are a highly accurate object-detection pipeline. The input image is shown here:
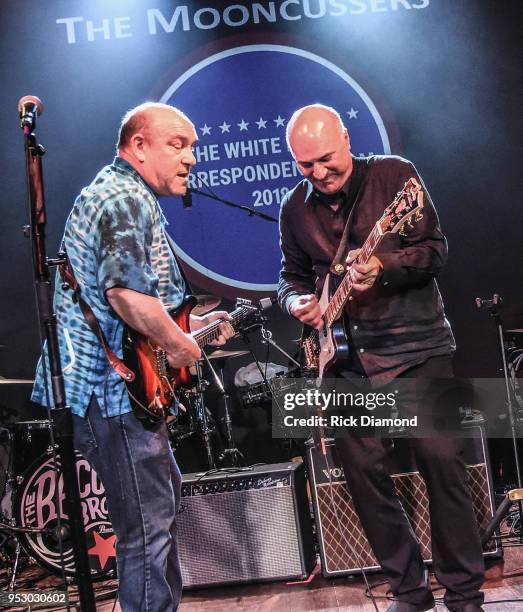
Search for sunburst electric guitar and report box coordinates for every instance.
[302,177,424,380]
[122,297,260,420]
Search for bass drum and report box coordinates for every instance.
[13,450,116,577]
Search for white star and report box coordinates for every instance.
[200,123,212,136]
[237,119,249,131]
[347,108,359,119]
[255,117,267,129]
[273,115,286,127]
[219,121,231,134]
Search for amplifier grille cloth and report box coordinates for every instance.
[316,464,495,573]
[178,487,302,585]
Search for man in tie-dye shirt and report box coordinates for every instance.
[33,103,233,611]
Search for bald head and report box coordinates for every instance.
[286,104,345,148]
[117,102,192,151]
[117,102,197,197]
[286,104,352,195]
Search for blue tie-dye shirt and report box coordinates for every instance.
[32,157,185,417]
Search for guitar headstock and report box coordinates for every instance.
[378,177,424,236]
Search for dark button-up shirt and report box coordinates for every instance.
[278,155,455,385]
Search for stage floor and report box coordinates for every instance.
[2,543,522,611]
[176,548,523,612]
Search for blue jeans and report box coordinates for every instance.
[73,395,182,611]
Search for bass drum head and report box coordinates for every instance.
[13,450,116,577]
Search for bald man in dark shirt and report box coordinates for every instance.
[278,104,484,612]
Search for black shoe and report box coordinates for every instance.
[385,599,435,612]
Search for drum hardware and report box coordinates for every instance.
[245,322,300,410]
[476,293,523,543]
[505,330,523,413]
[235,321,305,460]
[207,349,249,360]
[8,420,54,486]
[238,380,273,408]
[168,390,218,453]
[167,399,197,448]
[0,420,75,587]
[168,312,289,469]
[260,326,300,368]
[13,450,116,577]
[191,295,222,316]
[191,360,217,470]
[0,420,115,580]
[0,529,23,591]
[201,351,245,468]
[168,351,250,468]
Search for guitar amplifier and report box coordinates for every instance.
[306,427,501,577]
[177,462,316,588]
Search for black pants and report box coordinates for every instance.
[334,356,485,609]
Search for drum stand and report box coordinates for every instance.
[239,323,303,459]
[0,427,32,589]
[0,520,28,590]
[202,352,245,467]
[259,325,300,369]
[193,360,217,470]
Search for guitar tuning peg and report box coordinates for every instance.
[399,219,413,236]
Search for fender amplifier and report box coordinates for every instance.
[306,428,500,577]
[178,462,315,588]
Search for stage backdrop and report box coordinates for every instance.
[1,0,522,391]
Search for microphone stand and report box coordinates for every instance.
[20,104,96,610]
[190,188,278,223]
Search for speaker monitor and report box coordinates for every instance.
[306,428,501,577]
[177,462,316,588]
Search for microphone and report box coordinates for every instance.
[182,188,192,209]
[259,296,277,310]
[18,95,44,130]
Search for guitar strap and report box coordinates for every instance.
[329,157,369,275]
[59,254,135,382]
[59,227,191,382]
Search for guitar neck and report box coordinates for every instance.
[192,306,252,347]
[323,177,424,327]
[324,223,383,326]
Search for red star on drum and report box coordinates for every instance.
[88,531,117,570]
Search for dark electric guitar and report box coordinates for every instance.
[302,177,425,379]
[122,297,260,420]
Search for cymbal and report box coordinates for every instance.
[192,295,222,316]
[0,379,35,384]
[207,350,249,361]
[507,329,523,334]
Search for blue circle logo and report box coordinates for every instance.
[160,45,390,295]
